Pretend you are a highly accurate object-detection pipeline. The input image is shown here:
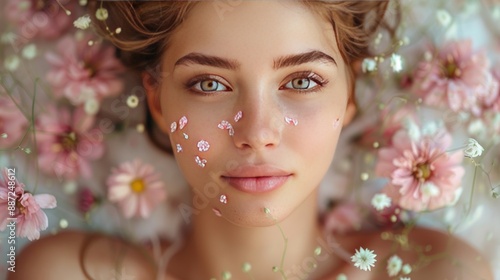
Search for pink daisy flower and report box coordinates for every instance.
[413,40,496,116]
[36,106,104,180]
[46,35,124,106]
[375,129,464,212]
[107,160,166,219]
[5,0,74,41]
[0,91,28,149]
[0,168,56,241]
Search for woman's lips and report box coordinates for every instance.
[221,165,292,193]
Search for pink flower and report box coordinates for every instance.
[413,40,496,116]
[46,35,125,106]
[375,129,464,212]
[0,91,28,149]
[107,160,166,219]
[0,168,56,241]
[36,106,105,180]
[5,0,74,41]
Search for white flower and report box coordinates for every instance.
[390,53,403,73]
[464,138,484,158]
[127,95,139,108]
[401,263,412,274]
[336,274,348,280]
[4,55,20,71]
[362,58,377,73]
[84,98,100,115]
[371,193,392,211]
[387,255,403,276]
[351,247,377,271]
[436,9,452,27]
[73,15,91,30]
[96,7,109,21]
[21,44,37,59]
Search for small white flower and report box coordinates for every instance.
[79,0,88,6]
[464,138,484,158]
[371,193,392,211]
[390,53,403,73]
[387,255,403,276]
[400,277,411,280]
[4,55,20,71]
[127,95,139,108]
[84,98,100,115]
[21,44,37,59]
[401,263,412,274]
[351,247,377,271]
[95,7,109,21]
[436,9,452,27]
[336,274,348,280]
[74,15,91,30]
[362,58,377,73]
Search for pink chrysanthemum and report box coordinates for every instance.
[413,40,497,116]
[36,106,104,180]
[0,168,56,241]
[0,91,28,149]
[5,0,74,41]
[107,160,166,219]
[46,35,124,106]
[375,129,464,212]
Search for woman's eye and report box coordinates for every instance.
[194,79,229,92]
[286,78,317,90]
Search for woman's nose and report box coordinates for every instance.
[232,92,283,151]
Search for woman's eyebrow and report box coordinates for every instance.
[174,50,336,70]
[174,52,240,70]
[273,50,337,69]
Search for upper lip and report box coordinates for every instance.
[221,165,292,178]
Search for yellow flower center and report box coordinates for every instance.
[414,163,431,181]
[443,56,461,79]
[61,132,78,152]
[130,179,145,193]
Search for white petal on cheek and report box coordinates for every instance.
[183,133,189,140]
[212,208,222,217]
[219,194,228,204]
[218,120,235,136]
[195,156,207,168]
[176,144,183,153]
[234,111,243,122]
[197,140,210,152]
[285,116,299,126]
[170,122,177,133]
[179,116,188,130]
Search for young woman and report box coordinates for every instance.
[11,1,494,279]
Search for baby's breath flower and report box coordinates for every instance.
[387,255,403,276]
[464,138,484,158]
[84,98,100,115]
[351,247,377,271]
[336,274,348,280]
[127,95,139,108]
[401,263,412,274]
[371,193,392,211]
[390,53,403,73]
[74,15,92,30]
[96,7,109,21]
[362,58,377,73]
[241,262,252,273]
[4,55,20,71]
[436,9,452,27]
[79,0,88,6]
[21,44,37,59]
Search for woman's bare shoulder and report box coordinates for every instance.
[9,230,157,280]
[349,227,494,280]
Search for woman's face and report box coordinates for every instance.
[156,1,352,227]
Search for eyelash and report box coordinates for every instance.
[185,71,328,95]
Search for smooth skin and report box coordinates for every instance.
[12,1,493,279]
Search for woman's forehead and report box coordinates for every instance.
[163,1,342,69]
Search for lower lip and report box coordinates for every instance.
[222,176,290,193]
